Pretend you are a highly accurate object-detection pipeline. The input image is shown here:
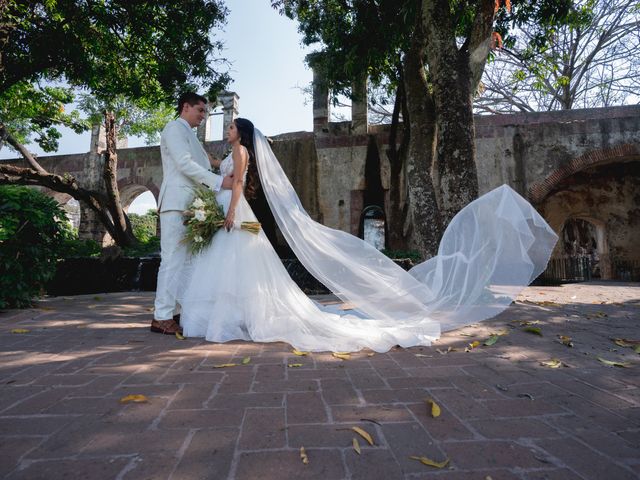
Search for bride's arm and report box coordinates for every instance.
[223,146,248,231]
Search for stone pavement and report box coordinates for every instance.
[0,282,639,480]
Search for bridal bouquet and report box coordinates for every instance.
[182,185,261,254]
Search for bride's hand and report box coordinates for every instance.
[224,210,235,231]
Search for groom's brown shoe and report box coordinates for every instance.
[150,319,183,335]
[173,314,181,325]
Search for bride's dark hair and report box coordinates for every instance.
[234,117,259,200]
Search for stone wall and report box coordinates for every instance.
[537,161,640,279]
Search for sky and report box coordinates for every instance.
[0,0,316,213]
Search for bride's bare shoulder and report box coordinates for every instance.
[232,144,249,159]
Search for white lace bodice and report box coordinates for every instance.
[220,153,248,184]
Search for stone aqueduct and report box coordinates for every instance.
[4,77,640,279]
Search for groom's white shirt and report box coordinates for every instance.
[158,117,222,212]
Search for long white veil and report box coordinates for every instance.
[253,128,558,332]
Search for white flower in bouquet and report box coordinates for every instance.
[183,184,262,255]
[194,209,206,221]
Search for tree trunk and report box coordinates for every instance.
[0,121,136,249]
[402,22,442,259]
[423,0,480,226]
[384,71,409,251]
[103,111,136,247]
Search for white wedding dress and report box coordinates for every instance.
[175,129,558,353]
[177,153,436,352]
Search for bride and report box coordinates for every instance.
[174,118,557,353]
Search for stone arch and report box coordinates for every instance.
[117,179,160,212]
[528,144,639,203]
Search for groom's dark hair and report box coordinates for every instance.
[177,92,208,116]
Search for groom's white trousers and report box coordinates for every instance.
[154,211,187,321]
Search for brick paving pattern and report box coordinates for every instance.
[0,282,638,479]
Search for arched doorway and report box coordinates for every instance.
[358,205,387,250]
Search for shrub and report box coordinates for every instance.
[129,209,158,243]
[381,248,423,263]
[0,186,69,308]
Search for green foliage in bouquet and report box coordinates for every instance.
[0,186,69,308]
[182,185,226,255]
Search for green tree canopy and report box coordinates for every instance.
[275,0,574,257]
[0,0,231,247]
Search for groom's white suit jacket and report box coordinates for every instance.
[158,118,222,213]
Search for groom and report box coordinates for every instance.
[151,92,232,334]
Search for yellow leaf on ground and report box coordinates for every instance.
[426,398,441,418]
[288,363,303,368]
[465,340,481,352]
[175,332,185,340]
[540,358,563,368]
[597,357,631,368]
[409,455,450,469]
[367,353,375,357]
[119,394,149,404]
[333,352,351,360]
[352,437,361,454]
[300,446,309,465]
[242,356,251,365]
[352,426,374,445]
[292,349,309,356]
[10,329,30,334]
[213,363,238,368]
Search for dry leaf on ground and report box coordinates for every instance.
[300,446,309,464]
[484,335,499,346]
[524,327,542,336]
[465,340,481,352]
[10,329,30,334]
[288,363,303,368]
[333,352,351,360]
[352,437,361,454]
[242,356,251,364]
[558,335,573,347]
[213,363,238,368]
[352,426,374,445]
[292,349,309,356]
[426,398,441,418]
[409,455,450,469]
[540,358,563,368]
[120,394,149,403]
[597,357,631,368]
